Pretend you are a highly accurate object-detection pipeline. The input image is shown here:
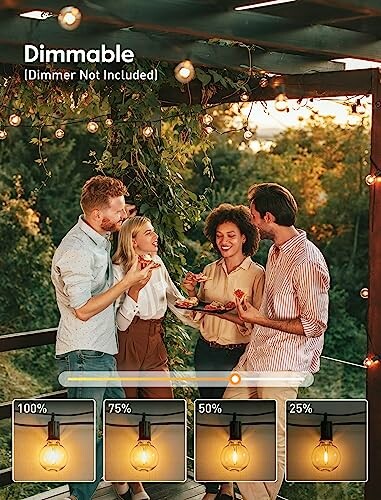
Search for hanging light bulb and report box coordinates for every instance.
[275,93,288,112]
[365,172,381,185]
[220,414,250,472]
[174,60,195,84]
[9,114,21,127]
[359,288,368,299]
[259,77,269,88]
[240,91,250,102]
[311,414,341,472]
[142,125,154,138]
[0,129,7,140]
[202,113,213,125]
[204,126,214,134]
[356,99,366,115]
[39,414,68,471]
[55,128,65,139]
[363,354,380,367]
[87,121,99,134]
[105,118,113,127]
[130,414,159,472]
[243,129,253,140]
[58,6,82,31]
[347,113,358,127]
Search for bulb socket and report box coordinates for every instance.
[139,414,152,441]
[48,414,60,440]
[320,413,333,441]
[229,413,242,441]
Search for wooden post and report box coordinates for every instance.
[365,68,381,500]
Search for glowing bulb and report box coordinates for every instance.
[259,77,269,88]
[130,440,159,471]
[363,355,380,367]
[9,114,21,127]
[142,126,154,138]
[39,439,68,471]
[55,128,65,139]
[311,440,341,472]
[204,126,214,134]
[240,91,250,102]
[0,130,7,140]
[357,104,366,115]
[174,60,195,84]
[365,174,377,185]
[202,114,213,125]
[275,93,288,112]
[360,287,368,299]
[105,118,113,127]
[347,114,358,127]
[87,121,99,133]
[243,130,253,140]
[221,439,250,472]
[58,6,82,31]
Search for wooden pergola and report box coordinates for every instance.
[0,1,380,498]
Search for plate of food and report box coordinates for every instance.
[174,297,235,314]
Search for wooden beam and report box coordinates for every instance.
[0,17,344,74]
[5,0,381,62]
[365,67,381,500]
[309,0,381,16]
[86,0,381,62]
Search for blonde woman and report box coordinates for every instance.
[113,215,196,400]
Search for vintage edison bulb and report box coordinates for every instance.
[275,93,288,112]
[174,60,195,84]
[220,439,250,472]
[311,439,341,472]
[39,439,68,471]
[87,121,99,133]
[365,174,376,185]
[58,6,82,31]
[130,440,159,472]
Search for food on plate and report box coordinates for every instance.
[224,301,236,310]
[204,301,226,311]
[175,296,199,308]
[233,289,246,302]
[138,254,161,269]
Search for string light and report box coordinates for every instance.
[142,125,154,138]
[105,118,113,127]
[240,91,250,102]
[86,121,99,133]
[0,129,7,140]
[365,170,381,185]
[356,99,366,115]
[204,126,214,134]
[39,414,68,472]
[174,60,195,84]
[54,128,65,139]
[9,114,21,127]
[363,354,381,367]
[220,414,250,472]
[275,93,289,112]
[359,288,368,299]
[311,414,341,472]
[130,414,159,472]
[202,113,213,125]
[243,129,253,140]
[58,6,82,31]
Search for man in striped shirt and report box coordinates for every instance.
[225,183,330,500]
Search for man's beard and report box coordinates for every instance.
[259,228,274,241]
[100,217,124,233]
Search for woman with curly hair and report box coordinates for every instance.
[182,203,264,500]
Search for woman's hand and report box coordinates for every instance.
[182,272,199,297]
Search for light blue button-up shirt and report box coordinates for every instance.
[51,216,117,355]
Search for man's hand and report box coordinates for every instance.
[235,297,262,324]
[121,257,155,289]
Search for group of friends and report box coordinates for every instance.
[51,176,330,500]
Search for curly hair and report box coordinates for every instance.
[204,203,259,256]
[80,175,128,214]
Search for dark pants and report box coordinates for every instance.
[116,316,173,399]
[194,337,246,494]
[57,350,125,500]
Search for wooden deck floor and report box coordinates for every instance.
[25,479,206,500]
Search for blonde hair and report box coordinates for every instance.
[112,216,151,273]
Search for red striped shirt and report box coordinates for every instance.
[240,230,330,373]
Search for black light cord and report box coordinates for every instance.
[14,411,94,417]
[14,421,93,427]
[106,421,184,427]
[288,422,365,427]
[197,421,275,427]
